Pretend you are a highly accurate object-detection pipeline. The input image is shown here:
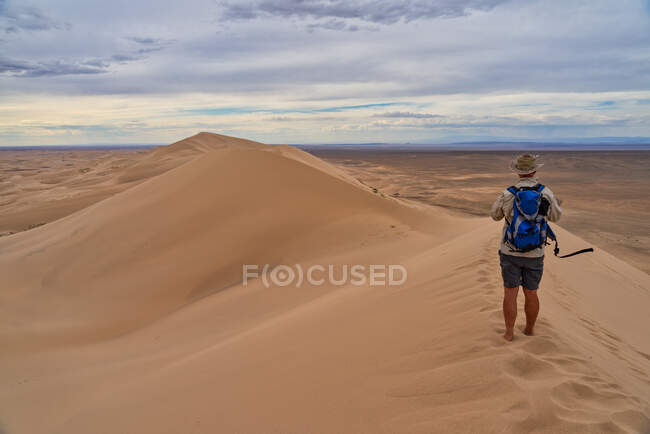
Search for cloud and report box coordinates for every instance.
[367,113,637,130]
[1,0,650,145]
[2,0,648,98]
[123,35,175,62]
[265,115,338,122]
[0,31,174,77]
[584,100,618,111]
[376,111,444,118]
[0,57,107,77]
[306,18,378,32]
[313,102,406,112]
[19,123,113,132]
[181,103,407,116]
[218,0,509,26]
[127,36,160,45]
[127,35,174,53]
[0,1,68,33]
[0,52,163,77]
[111,54,142,63]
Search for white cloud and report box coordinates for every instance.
[0,0,649,144]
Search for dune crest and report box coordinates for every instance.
[1,133,648,433]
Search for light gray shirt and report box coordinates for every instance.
[490,177,562,257]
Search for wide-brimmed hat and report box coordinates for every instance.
[510,153,543,175]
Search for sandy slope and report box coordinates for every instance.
[0,146,192,237]
[0,133,648,433]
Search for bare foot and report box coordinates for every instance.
[523,327,534,336]
[503,330,514,341]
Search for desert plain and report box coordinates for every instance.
[307,148,650,274]
[0,133,649,433]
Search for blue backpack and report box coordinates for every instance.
[504,184,556,252]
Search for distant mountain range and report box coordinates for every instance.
[298,137,650,150]
[3,137,650,151]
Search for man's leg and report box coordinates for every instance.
[503,286,519,341]
[521,256,543,336]
[523,288,539,336]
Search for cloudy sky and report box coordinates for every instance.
[1,0,649,145]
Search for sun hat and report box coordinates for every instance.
[510,153,543,175]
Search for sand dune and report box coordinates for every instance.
[1,133,648,433]
[0,147,187,237]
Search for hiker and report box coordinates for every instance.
[490,154,562,341]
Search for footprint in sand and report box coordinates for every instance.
[551,380,632,410]
[610,410,650,433]
[502,351,558,381]
[519,336,560,355]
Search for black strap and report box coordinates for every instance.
[553,240,594,258]
[556,248,594,258]
[511,183,542,192]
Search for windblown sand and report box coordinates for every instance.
[1,134,649,433]
[0,146,195,237]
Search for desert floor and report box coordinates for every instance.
[0,146,193,237]
[1,136,649,433]
[307,149,650,274]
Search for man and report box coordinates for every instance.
[490,154,562,341]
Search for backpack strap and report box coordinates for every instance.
[546,224,556,241]
[557,247,595,258]
[516,183,544,192]
[546,224,595,258]
[507,186,518,195]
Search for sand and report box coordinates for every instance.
[0,140,214,237]
[0,133,648,433]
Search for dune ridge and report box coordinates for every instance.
[0,133,648,433]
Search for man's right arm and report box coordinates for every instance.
[490,191,506,221]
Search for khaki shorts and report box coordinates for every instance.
[499,252,544,290]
